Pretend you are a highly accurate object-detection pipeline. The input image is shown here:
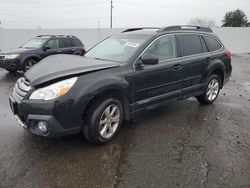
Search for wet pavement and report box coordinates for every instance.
[0,54,250,188]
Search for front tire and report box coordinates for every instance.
[196,75,221,105]
[23,59,37,72]
[83,97,123,144]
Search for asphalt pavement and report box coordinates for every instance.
[0,54,250,188]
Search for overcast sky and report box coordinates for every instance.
[0,0,249,28]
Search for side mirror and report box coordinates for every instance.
[140,54,159,65]
[43,46,51,51]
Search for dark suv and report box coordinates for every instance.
[9,26,232,144]
[0,35,85,73]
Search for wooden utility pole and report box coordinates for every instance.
[110,0,113,28]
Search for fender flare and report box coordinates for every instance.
[205,60,226,86]
[79,77,131,121]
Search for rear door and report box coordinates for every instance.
[59,38,74,54]
[177,33,210,96]
[133,34,183,110]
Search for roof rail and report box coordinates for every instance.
[36,35,53,37]
[122,27,160,33]
[36,35,76,38]
[158,25,213,33]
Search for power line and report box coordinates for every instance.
[0,0,107,8]
[4,17,110,23]
[117,0,244,10]
[0,8,108,14]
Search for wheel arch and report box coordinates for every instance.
[21,55,42,66]
[81,85,131,127]
[211,69,224,88]
[206,60,226,88]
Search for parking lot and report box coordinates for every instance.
[0,54,250,188]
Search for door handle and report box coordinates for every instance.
[56,50,62,53]
[171,64,182,71]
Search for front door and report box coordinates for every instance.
[42,38,61,58]
[133,34,183,110]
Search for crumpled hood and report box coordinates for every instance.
[0,48,32,54]
[25,54,121,86]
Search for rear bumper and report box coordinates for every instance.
[224,74,230,85]
[223,68,232,86]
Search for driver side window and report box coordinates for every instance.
[44,39,59,50]
[144,35,177,62]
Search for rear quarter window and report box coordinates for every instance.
[178,34,202,56]
[71,38,82,47]
[200,36,208,53]
[204,35,222,52]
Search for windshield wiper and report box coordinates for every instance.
[93,57,106,61]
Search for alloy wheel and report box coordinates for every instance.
[99,104,120,139]
[24,60,36,71]
[207,78,219,101]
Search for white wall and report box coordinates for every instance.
[0,28,250,53]
[212,27,250,54]
[0,28,124,51]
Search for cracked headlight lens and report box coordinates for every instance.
[29,77,78,100]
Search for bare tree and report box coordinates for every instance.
[188,18,216,27]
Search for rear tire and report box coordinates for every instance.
[23,59,37,72]
[196,75,221,105]
[83,97,123,144]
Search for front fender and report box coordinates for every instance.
[20,54,42,66]
[74,74,131,100]
[72,76,131,121]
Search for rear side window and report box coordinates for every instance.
[59,38,72,48]
[179,34,202,56]
[71,38,82,47]
[204,36,222,52]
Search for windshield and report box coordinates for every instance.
[85,35,149,63]
[22,38,47,49]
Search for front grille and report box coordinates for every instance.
[0,55,5,60]
[12,77,31,103]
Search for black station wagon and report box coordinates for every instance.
[9,26,232,144]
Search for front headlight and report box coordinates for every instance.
[4,54,20,59]
[29,77,78,100]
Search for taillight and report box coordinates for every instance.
[82,46,86,52]
[226,50,232,58]
[81,46,86,55]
